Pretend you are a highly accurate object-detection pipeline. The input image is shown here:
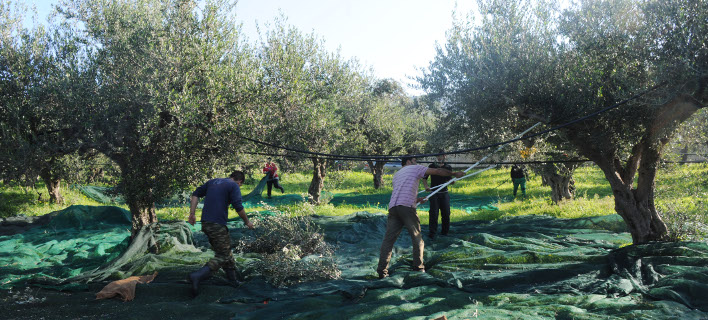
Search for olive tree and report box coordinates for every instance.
[0,2,95,203]
[58,0,259,237]
[550,0,707,243]
[419,0,577,200]
[341,79,433,189]
[420,0,707,243]
[254,18,367,203]
[666,104,708,162]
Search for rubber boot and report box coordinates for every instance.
[188,265,212,297]
[224,268,241,286]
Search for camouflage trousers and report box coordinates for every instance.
[201,222,235,271]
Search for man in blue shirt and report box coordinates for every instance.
[187,170,254,296]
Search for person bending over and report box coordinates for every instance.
[376,156,464,279]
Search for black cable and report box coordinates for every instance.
[424,160,591,165]
[237,82,666,160]
[243,151,589,165]
[243,151,707,165]
[662,160,708,164]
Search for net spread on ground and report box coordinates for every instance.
[1,195,708,319]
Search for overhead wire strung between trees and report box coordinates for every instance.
[236,82,667,161]
[245,151,706,166]
[246,149,594,165]
[421,122,541,199]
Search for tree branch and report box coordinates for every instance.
[518,109,549,124]
[621,140,643,185]
[647,93,703,144]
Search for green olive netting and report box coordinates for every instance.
[2,204,708,319]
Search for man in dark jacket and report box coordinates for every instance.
[422,153,454,240]
[186,170,254,296]
[510,164,527,197]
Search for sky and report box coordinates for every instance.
[23,0,479,95]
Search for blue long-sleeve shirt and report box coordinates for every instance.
[192,178,244,225]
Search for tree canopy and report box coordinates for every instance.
[0,2,96,203]
[52,0,260,236]
[251,17,368,202]
[341,78,433,188]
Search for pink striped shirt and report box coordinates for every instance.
[388,164,428,209]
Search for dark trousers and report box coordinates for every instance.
[428,192,451,236]
[266,178,284,197]
[201,222,235,271]
[512,177,526,197]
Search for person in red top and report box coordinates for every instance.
[263,158,285,198]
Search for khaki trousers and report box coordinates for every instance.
[377,205,425,276]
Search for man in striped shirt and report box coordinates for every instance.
[376,155,464,279]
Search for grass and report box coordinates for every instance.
[2,163,706,229]
[0,183,103,219]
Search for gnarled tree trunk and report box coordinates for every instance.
[127,200,158,239]
[566,93,702,244]
[113,155,159,241]
[541,173,575,203]
[537,162,579,204]
[680,145,689,164]
[367,160,386,189]
[308,157,327,204]
[39,165,63,204]
[597,143,668,243]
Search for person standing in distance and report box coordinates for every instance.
[376,156,464,279]
[187,170,254,296]
[263,158,285,199]
[422,153,454,240]
[510,164,527,198]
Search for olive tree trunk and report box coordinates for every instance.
[127,200,158,239]
[567,94,702,244]
[367,160,387,189]
[596,143,668,243]
[39,165,63,204]
[308,157,327,204]
[541,173,574,203]
[537,163,579,204]
[680,145,689,164]
[113,156,159,241]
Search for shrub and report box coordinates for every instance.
[237,205,340,287]
[656,165,708,242]
[660,198,708,242]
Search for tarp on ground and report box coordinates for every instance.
[77,182,501,213]
[2,206,708,319]
[327,193,500,212]
[0,205,210,291]
[77,177,294,209]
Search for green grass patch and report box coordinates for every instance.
[2,164,706,229]
[0,182,105,218]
